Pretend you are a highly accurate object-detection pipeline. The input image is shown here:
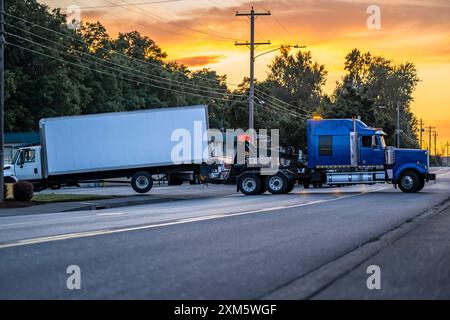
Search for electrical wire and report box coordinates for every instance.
[5,12,241,88]
[5,25,244,98]
[5,41,235,102]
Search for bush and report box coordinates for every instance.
[13,181,34,202]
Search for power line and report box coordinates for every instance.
[5,34,238,102]
[5,25,244,98]
[70,0,229,42]
[7,36,308,124]
[6,12,241,87]
[253,3,295,41]
[5,40,235,102]
[260,16,287,43]
[255,88,311,114]
[101,0,242,42]
[254,94,309,119]
[5,13,241,88]
[61,0,183,10]
[255,102,307,119]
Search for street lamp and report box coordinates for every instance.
[254,44,305,60]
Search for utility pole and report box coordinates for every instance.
[419,118,424,149]
[235,7,271,133]
[426,126,435,155]
[446,141,450,166]
[396,101,401,148]
[434,131,438,157]
[0,0,5,203]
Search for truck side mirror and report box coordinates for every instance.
[372,136,377,149]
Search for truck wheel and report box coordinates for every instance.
[265,173,289,195]
[131,171,153,193]
[416,177,425,192]
[238,174,262,196]
[399,170,420,193]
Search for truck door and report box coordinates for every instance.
[14,148,42,181]
[359,135,384,166]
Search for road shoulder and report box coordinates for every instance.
[262,195,450,300]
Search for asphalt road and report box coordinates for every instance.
[0,168,449,299]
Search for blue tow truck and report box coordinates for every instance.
[229,118,436,195]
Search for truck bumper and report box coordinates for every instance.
[426,173,436,182]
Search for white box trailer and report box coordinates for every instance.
[5,106,210,193]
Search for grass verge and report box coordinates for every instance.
[32,194,118,204]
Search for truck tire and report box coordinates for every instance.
[399,170,420,193]
[265,173,289,195]
[131,171,153,193]
[416,177,425,192]
[238,174,262,196]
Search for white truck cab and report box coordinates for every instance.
[4,146,43,183]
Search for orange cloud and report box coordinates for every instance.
[173,55,225,67]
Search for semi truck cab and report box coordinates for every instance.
[306,119,436,193]
[234,118,436,195]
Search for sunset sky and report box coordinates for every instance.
[43,0,450,152]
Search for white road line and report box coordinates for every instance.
[0,186,390,249]
[95,212,127,217]
[1,170,448,230]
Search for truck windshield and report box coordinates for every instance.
[12,150,21,164]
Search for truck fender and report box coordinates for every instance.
[4,175,18,183]
[394,164,427,182]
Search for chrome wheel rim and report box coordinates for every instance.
[136,176,150,189]
[242,177,257,193]
[401,176,414,190]
[268,176,283,192]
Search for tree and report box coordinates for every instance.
[325,49,420,148]
[254,49,328,147]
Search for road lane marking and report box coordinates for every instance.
[0,186,390,249]
[2,170,448,230]
[96,212,127,217]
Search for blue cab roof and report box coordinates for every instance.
[306,119,379,135]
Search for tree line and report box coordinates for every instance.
[5,0,420,149]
